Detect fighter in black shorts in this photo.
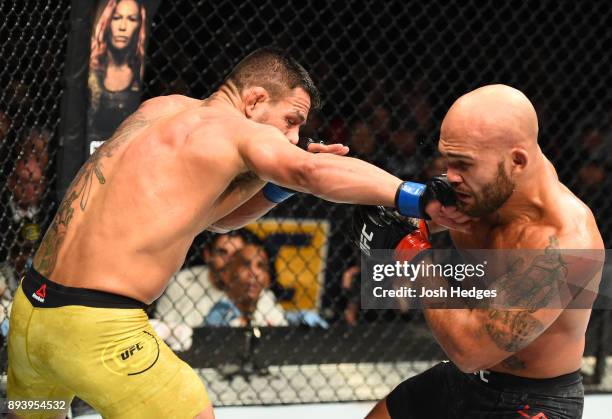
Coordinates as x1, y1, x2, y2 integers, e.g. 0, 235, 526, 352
364, 85, 603, 419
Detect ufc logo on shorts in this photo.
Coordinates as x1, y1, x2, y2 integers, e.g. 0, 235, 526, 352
120, 342, 144, 361
360, 224, 373, 256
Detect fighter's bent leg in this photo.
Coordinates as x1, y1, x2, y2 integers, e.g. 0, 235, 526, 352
367, 362, 455, 419
12, 269, 212, 418
7, 284, 74, 419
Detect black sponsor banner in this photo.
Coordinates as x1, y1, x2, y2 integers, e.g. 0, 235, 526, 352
86, 0, 159, 154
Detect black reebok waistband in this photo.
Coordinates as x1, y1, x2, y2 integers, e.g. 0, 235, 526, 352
22, 267, 148, 309
472, 367, 582, 391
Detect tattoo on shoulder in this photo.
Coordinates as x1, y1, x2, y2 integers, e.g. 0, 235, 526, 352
34, 111, 149, 276
482, 236, 567, 353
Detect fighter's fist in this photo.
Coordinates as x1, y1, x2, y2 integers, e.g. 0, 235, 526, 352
395, 175, 457, 219
355, 206, 429, 257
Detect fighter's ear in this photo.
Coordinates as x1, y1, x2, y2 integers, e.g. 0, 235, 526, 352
243, 87, 270, 118
510, 148, 528, 172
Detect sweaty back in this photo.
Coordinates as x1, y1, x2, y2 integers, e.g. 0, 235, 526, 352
34, 96, 255, 302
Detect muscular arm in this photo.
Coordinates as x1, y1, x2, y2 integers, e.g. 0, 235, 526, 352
207, 188, 271, 233
208, 142, 349, 233
240, 125, 402, 206
422, 235, 601, 372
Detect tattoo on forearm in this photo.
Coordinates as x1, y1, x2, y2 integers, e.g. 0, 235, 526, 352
34, 111, 148, 276
482, 236, 566, 353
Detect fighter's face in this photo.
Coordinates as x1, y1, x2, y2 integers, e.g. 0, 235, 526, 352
110, 0, 141, 51
439, 139, 515, 217
254, 87, 311, 144
225, 245, 271, 308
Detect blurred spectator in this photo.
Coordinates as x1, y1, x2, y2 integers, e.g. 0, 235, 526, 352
0, 109, 12, 171
325, 116, 350, 144
369, 106, 391, 139
602, 107, 612, 160
385, 128, 421, 179
348, 120, 387, 167
300, 110, 324, 139
3, 130, 50, 272
18, 127, 51, 167
349, 121, 375, 157
390, 80, 435, 134
341, 265, 360, 326
580, 126, 608, 162
206, 242, 286, 327
0, 130, 51, 339
0, 109, 9, 139
421, 153, 446, 181
571, 159, 612, 245
152, 229, 286, 349
3, 80, 31, 116
405, 80, 435, 135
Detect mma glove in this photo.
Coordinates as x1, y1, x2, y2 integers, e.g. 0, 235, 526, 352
395, 175, 457, 219
356, 205, 431, 261
262, 137, 324, 203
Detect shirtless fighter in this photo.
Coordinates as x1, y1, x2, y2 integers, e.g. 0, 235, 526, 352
7, 48, 466, 418
364, 85, 604, 419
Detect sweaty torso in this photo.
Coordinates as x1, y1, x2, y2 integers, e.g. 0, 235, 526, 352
34, 95, 265, 303
451, 173, 603, 378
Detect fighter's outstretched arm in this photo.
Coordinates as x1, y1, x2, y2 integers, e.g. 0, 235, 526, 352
208, 142, 348, 233
240, 125, 403, 206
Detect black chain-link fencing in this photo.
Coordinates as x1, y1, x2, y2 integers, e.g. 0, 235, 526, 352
2, 0, 612, 408
0, 0, 70, 370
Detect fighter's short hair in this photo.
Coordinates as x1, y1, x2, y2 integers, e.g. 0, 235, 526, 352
225, 47, 321, 109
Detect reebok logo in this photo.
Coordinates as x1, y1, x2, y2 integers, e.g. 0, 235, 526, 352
32, 283, 46, 303
517, 405, 548, 419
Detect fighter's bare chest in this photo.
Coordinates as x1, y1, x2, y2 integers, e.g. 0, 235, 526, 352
451, 224, 511, 249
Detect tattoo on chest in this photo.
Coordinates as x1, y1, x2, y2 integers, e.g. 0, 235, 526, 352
483, 236, 567, 354
33, 111, 148, 276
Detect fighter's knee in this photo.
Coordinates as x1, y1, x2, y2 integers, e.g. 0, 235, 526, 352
194, 403, 214, 419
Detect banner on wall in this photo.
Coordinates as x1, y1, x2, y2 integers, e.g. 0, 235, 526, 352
246, 218, 330, 311
87, 0, 159, 154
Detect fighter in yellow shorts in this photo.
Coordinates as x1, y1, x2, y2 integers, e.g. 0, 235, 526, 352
7, 47, 470, 418
9, 268, 208, 418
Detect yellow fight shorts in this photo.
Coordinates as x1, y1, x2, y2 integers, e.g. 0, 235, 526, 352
7, 268, 210, 418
